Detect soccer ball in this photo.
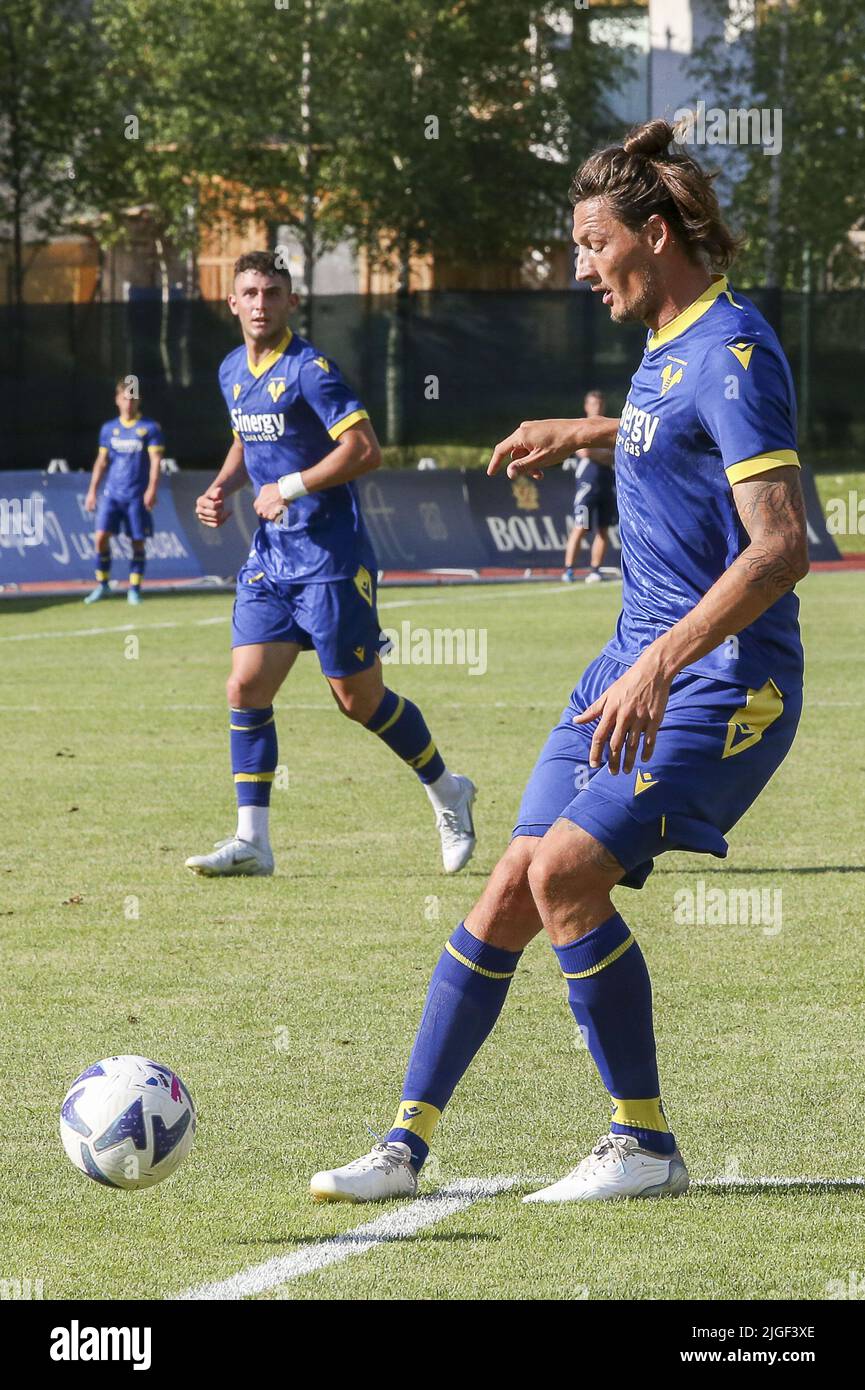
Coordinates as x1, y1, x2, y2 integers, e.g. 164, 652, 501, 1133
60, 1055, 196, 1190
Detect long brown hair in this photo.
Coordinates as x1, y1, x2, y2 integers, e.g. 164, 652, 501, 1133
570, 118, 743, 271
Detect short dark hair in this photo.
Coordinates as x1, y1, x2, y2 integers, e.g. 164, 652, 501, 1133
584, 388, 604, 400
233, 250, 293, 291
570, 118, 743, 271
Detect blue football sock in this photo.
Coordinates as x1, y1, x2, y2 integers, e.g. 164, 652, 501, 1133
553, 912, 675, 1155
230, 706, 278, 807
95, 549, 111, 583
365, 688, 445, 784
129, 551, 145, 587
387, 923, 522, 1170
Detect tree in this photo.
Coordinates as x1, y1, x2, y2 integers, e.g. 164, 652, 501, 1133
0, 1, 100, 304
690, 0, 865, 289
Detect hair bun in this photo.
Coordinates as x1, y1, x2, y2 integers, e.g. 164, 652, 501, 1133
623, 119, 675, 160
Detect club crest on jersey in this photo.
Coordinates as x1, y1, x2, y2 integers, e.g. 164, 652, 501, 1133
619, 400, 660, 457
313, 355, 330, 373
726, 340, 755, 370
266, 379, 286, 402
511, 476, 540, 510
660, 356, 686, 395
233, 383, 242, 400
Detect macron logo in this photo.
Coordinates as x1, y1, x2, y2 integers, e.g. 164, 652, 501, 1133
50, 1321, 152, 1371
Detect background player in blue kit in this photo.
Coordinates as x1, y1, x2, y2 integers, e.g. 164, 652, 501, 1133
310, 119, 811, 1206
185, 252, 476, 879
562, 388, 617, 584
84, 379, 164, 605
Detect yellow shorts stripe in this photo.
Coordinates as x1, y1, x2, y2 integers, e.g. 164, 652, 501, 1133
229, 714, 275, 732
561, 932, 635, 979
233, 772, 275, 783
409, 739, 438, 771
609, 1095, 670, 1133
444, 940, 517, 980
725, 449, 800, 485
373, 695, 405, 736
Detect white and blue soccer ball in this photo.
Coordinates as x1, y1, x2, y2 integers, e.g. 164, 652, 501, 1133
60, 1055, 196, 1190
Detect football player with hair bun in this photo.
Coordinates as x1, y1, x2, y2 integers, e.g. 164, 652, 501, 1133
311, 119, 808, 1206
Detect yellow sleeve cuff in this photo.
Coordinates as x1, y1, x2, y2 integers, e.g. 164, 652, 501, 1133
725, 449, 800, 485
328, 408, 369, 441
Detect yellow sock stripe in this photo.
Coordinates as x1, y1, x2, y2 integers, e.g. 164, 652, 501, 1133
560, 932, 635, 979
409, 739, 437, 770
95, 571, 110, 581
230, 714, 275, 731
445, 940, 517, 980
391, 1100, 442, 1146
233, 772, 275, 783
610, 1095, 670, 1133
373, 695, 405, 736
129, 573, 142, 585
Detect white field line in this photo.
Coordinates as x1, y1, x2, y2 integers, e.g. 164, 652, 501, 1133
0, 583, 581, 644
175, 1176, 524, 1301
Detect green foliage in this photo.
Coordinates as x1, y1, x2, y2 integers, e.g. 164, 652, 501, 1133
691, 0, 865, 288
0, 1, 101, 299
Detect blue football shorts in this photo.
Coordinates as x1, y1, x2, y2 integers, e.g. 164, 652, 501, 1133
514, 652, 802, 889
572, 463, 617, 530
95, 496, 152, 541
231, 559, 386, 678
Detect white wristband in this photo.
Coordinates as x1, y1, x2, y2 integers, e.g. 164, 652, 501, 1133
277, 471, 309, 503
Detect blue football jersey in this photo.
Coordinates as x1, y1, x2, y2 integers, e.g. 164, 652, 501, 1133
98, 416, 163, 501
605, 275, 804, 689
219, 328, 376, 583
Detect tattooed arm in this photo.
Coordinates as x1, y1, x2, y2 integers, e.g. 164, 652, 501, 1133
573, 466, 809, 773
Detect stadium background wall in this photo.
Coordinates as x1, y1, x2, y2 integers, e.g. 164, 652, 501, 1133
1, 289, 862, 471
0, 464, 840, 591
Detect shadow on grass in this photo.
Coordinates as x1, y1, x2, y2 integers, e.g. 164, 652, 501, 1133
231, 1231, 501, 1248
653, 865, 865, 876
694, 1178, 865, 1195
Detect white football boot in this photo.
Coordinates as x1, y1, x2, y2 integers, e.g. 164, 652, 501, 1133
309, 1141, 418, 1203
184, 836, 274, 877
523, 1132, 689, 1204
436, 775, 477, 874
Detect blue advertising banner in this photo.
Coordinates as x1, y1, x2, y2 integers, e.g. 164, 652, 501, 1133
0, 462, 840, 590
356, 470, 488, 571
464, 468, 621, 568
0, 471, 202, 587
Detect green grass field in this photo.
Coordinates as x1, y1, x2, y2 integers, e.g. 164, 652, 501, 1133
2, 573, 864, 1301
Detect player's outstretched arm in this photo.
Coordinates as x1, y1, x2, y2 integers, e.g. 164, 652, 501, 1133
254, 421, 381, 522
487, 417, 620, 479
195, 437, 249, 527
85, 448, 109, 512
574, 466, 809, 774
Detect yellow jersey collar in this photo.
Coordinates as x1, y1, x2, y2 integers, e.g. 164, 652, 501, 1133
119, 414, 141, 427
247, 328, 292, 379
647, 275, 729, 351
